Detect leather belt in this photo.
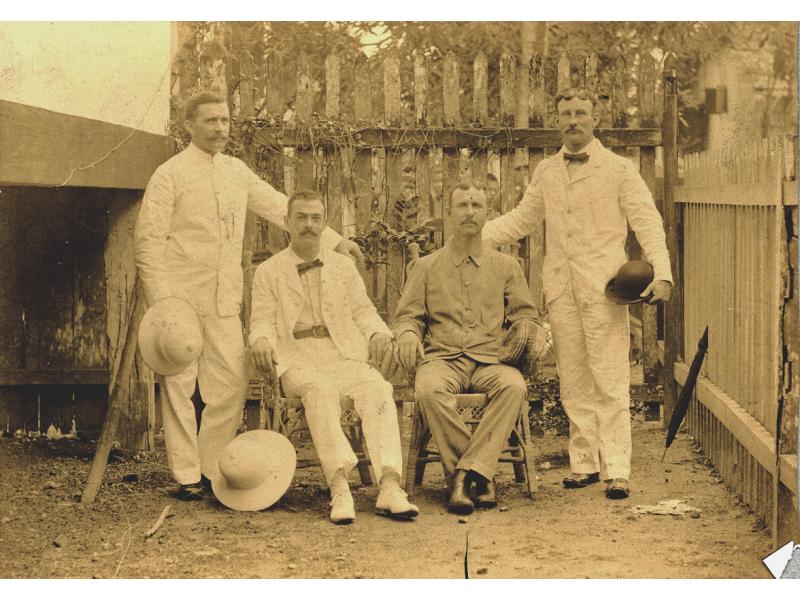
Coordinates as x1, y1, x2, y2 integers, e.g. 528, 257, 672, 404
293, 325, 330, 339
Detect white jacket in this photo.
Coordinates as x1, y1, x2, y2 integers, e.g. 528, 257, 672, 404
134, 143, 342, 317
482, 138, 672, 306
249, 246, 392, 377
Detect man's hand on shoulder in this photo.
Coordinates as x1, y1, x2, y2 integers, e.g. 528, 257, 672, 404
334, 238, 364, 264
641, 279, 672, 304
250, 337, 278, 382
369, 333, 398, 379
396, 331, 424, 375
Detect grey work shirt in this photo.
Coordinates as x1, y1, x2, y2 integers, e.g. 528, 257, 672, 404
392, 243, 540, 364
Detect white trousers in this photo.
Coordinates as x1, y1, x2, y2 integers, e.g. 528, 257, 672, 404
548, 283, 632, 480
159, 313, 247, 484
280, 337, 402, 486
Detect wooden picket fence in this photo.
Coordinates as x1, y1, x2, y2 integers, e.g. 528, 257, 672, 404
170, 42, 673, 383
675, 135, 798, 543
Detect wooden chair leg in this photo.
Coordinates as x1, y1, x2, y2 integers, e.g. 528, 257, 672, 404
404, 411, 422, 497
520, 410, 538, 497
414, 425, 431, 485
349, 421, 373, 487
510, 424, 527, 484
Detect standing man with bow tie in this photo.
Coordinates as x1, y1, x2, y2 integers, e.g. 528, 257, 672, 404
481, 88, 673, 500
249, 190, 418, 525
134, 91, 363, 501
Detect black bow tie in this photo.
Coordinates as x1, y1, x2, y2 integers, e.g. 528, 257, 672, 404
564, 152, 589, 164
296, 259, 323, 274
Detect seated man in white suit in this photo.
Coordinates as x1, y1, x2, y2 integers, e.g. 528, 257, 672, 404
248, 189, 419, 525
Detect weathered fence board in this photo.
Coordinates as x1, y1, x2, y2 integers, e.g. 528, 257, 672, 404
676, 135, 798, 545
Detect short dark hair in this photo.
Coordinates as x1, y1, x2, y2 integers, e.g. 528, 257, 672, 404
183, 91, 227, 122
555, 87, 599, 109
287, 189, 326, 217
448, 179, 488, 208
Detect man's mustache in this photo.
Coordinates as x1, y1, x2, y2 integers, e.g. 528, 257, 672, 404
301, 228, 318, 235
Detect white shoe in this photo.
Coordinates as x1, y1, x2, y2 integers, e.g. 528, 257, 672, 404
330, 489, 355, 525
376, 483, 419, 520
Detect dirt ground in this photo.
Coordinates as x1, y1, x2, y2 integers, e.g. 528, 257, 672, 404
0, 406, 774, 580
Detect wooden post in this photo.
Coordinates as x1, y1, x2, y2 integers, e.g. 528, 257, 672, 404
639, 55, 660, 385
384, 55, 405, 321
295, 52, 314, 190
82, 282, 146, 504
473, 52, 488, 126
662, 56, 681, 428
240, 49, 260, 268
441, 52, 460, 242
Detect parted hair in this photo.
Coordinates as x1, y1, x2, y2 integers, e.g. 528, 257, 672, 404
447, 179, 488, 208
183, 91, 227, 122
287, 189, 326, 217
555, 87, 599, 109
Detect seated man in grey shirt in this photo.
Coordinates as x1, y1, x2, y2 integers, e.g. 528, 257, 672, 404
392, 179, 546, 515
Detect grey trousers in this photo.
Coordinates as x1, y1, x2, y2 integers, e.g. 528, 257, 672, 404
414, 356, 527, 481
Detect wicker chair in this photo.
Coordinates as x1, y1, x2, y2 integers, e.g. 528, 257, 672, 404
404, 392, 537, 500
400, 244, 538, 500
245, 378, 403, 486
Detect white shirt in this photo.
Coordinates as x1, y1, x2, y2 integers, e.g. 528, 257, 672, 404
288, 249, 325, 331
134, 143, 342, 317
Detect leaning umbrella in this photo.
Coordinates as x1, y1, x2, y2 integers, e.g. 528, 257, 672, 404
662, 326, 709, 461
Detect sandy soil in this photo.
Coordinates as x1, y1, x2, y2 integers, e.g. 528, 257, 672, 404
0, 409, 773, 579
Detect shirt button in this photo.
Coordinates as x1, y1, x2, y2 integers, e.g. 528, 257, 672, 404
465, 306, 471, 311
465, 282, 471, 287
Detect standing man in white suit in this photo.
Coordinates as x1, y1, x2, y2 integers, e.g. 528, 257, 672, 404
249, 190, 418, 525
482, 88, 673, 499
134, 91, 362, 500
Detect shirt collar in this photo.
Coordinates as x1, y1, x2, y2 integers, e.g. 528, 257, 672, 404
445, 243, 483, 267
288, 247, 323, 265
185, 142, 222, 164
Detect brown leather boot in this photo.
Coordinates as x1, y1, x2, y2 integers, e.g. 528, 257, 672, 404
448, 469, 474, 515
474, 476, 497, 508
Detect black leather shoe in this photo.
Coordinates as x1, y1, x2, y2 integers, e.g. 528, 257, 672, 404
174, 482, 205, 501
562, 472, 600, 489
448, 469, 474, 515
473, 477, 497, 509
605, 478, 630, 499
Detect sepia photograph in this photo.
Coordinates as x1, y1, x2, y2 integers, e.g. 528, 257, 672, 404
0, 9, 798, 582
